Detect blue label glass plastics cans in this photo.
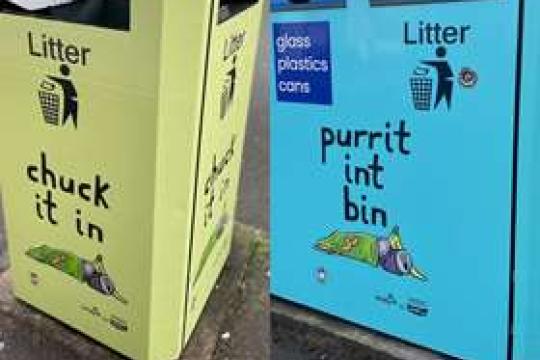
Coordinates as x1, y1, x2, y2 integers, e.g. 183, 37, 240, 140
273, 21, 333, 105
270, 1, 540, 360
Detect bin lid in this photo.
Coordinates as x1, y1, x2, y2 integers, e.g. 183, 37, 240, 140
5, 0, 75, 11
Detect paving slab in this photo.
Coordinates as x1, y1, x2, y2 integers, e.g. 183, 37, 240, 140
272, 299, 451, 360
0, 223, 269, 360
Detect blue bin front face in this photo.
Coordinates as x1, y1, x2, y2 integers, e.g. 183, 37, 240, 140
270, 1, 522, 359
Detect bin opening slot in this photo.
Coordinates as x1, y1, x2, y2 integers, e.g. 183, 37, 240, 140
271, 0, 347, 12
0, 0, 130, 31
369, 0, 488, 6
219, 0, 259, 23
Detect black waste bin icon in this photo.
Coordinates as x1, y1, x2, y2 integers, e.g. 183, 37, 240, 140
220, 78, 231, 119
38, 80, 61, 125
410, 67, 433, 111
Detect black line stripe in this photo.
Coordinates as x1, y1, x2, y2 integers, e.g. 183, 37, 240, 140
508, 0, 525, 359
181, 0, 217, 346
272, 2, 346, 12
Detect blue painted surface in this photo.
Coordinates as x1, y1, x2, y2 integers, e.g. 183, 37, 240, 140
514, 2, 540, 359
269, 1, 540, 359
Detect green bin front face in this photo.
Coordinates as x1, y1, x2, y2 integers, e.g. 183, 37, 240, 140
0, 1, 264, 359
0, 2, 162, 358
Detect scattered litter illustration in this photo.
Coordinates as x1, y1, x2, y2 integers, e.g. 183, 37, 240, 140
26, 245, 128, 304
315, 226, 427, 281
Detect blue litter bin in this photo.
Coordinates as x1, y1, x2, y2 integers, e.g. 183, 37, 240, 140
270, 1, 540, 360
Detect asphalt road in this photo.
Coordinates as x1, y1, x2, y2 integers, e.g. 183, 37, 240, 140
236, 32, 269, 232
0, 198, 6, 272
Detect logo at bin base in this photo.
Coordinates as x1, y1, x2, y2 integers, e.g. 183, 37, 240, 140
38, 64, 79, 129
409, 46, 478, 112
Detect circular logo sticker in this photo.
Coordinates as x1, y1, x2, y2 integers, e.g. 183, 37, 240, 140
316, 267, 328, 283
459, 68, 478, 88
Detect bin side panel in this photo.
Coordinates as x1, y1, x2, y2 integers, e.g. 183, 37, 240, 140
146, 1, 216, 359
514, 1, 540, 359
182, 1, 265, 343
270, 2, 519, 360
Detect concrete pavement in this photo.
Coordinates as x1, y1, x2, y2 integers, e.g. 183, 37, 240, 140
271, 299, 452, 360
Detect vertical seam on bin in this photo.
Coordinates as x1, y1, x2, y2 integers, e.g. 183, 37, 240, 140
508, 1, 525, 359
181, 0, 217, 346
